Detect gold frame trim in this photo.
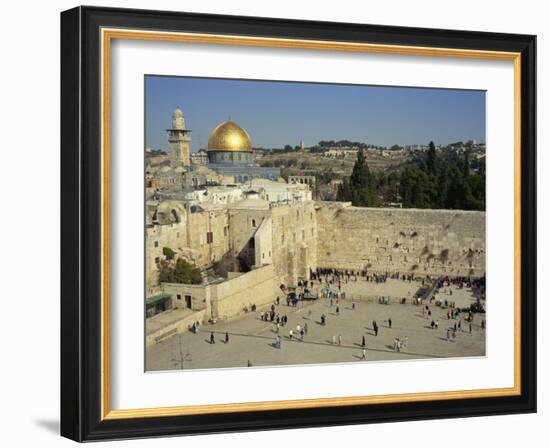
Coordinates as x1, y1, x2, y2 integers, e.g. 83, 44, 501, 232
100, 28, 522, 421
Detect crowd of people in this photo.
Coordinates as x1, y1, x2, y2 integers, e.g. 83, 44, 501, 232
191, 269, 486, 364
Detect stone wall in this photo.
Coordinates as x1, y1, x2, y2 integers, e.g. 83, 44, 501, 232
146, 220, 188, 293
315, 202, 485, 277
146, 204, 230, 291
146, 309, 206, 347
211, 265, 278, 320
186, 207, 230, 266
162, 283, 210, 313
159, 265, 278, 322
271, 202, 317, 285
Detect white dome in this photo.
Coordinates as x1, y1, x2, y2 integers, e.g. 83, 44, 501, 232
172, 107, 186, 130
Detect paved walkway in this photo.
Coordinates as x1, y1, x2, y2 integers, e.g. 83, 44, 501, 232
146, 280, 485, 371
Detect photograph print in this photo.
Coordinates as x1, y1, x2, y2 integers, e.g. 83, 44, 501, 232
144, 76, 486, 371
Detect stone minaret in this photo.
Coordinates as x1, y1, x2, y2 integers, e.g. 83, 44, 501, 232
167, 107, 191, 167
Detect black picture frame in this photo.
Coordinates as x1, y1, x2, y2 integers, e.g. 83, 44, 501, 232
61, 5, 536, 442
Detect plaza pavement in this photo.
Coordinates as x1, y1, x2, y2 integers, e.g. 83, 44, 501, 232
146, 279, 486, 371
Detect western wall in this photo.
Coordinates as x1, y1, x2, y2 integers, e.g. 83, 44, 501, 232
315, 202, 485, 277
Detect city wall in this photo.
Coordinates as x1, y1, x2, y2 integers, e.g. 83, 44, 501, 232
315, 202, 485, 277
210, 264, 278, 320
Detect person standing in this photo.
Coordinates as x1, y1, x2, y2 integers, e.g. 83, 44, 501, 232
361, 348, 366, 360
332, 335, 336, 345
338, 334, 343, 345
225, 332, 229, 344
210, 332, 215, 344
289, 329, 293, 340
388, 317, 392, 329
304, 322, 308, 335
469, 322, 472, 334
361, 335, 366, 347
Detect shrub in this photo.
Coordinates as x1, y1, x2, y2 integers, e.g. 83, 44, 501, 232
159, 259, 202, 285
163, 247, 176, 260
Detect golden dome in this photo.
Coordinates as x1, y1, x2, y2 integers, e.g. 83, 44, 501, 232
207, 120, 253, 152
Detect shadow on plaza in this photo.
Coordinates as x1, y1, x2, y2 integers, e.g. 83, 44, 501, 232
200, 329, 446, 359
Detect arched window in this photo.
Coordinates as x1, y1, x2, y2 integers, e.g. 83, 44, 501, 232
252, 219, 256, 227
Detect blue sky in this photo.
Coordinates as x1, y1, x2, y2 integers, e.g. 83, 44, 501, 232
145, 76, 485, 152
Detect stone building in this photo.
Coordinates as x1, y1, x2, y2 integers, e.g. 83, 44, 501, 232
190, 149, 208, 166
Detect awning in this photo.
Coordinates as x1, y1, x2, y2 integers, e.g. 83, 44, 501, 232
146, 293, 172, 306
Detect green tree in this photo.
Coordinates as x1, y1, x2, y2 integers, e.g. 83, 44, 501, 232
162, 247, 176, 260
348, 150, 378, 206
159, 259, 202, 285
426, 141, 437, 175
